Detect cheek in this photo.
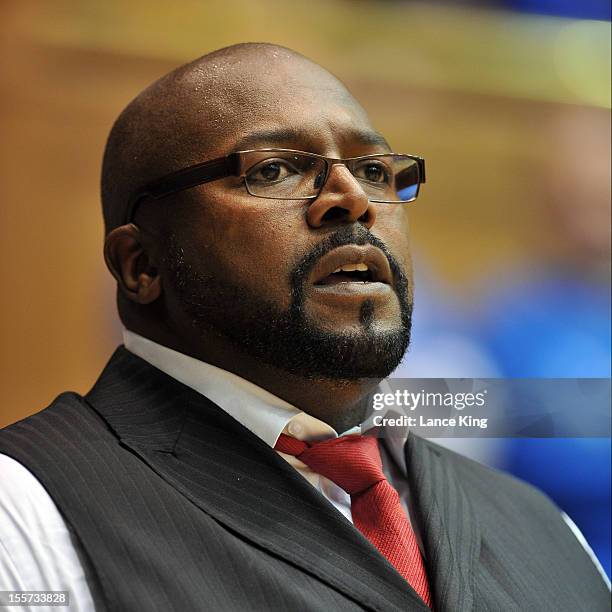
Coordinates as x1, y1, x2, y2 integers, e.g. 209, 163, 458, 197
375, 206, 413, 274
185, 196, 305, 309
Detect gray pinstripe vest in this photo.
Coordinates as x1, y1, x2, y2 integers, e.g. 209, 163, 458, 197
0, 348, 609, 611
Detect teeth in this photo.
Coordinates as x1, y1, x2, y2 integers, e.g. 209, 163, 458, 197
332, 263, 369, 273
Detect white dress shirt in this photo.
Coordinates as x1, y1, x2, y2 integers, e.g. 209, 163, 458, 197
0, 330, 608, 611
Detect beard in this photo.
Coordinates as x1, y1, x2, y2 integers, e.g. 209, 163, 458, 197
164, 224, 412, 381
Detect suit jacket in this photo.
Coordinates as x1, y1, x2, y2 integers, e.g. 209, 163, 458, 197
0, 347, 608, 611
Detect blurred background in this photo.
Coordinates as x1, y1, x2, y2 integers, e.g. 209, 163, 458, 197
1, 0, 610, 577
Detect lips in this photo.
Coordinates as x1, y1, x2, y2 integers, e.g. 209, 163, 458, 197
310, 244, 393, 287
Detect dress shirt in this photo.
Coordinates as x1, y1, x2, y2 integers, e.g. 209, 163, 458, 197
0, 331, 608, 612
119, 330, 416, 528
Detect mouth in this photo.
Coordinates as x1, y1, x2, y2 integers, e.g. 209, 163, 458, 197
310, 244, 393, 289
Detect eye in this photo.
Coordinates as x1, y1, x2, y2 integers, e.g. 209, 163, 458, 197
354, 161, 390, 184
247, 159, 297, 183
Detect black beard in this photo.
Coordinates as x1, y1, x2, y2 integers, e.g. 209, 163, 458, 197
165, 224, 412, 381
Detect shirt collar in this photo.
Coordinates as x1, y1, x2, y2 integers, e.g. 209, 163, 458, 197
122, 330, 408, 470
122, 329, 337, 447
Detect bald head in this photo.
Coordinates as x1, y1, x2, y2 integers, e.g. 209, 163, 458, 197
101, 43, 365, 233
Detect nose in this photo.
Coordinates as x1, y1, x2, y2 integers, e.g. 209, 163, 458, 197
306, 163, 377, 229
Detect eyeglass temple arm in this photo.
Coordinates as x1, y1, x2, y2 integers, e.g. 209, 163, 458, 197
416, 157, 426, 183
125, 153, 240, 224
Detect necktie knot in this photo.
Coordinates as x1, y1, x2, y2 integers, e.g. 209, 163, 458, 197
275, 433, 385, 496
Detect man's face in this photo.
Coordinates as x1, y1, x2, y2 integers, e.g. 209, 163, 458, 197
157, 57, 414, 380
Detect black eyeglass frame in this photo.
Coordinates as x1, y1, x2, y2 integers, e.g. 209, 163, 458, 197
125, 148, 426, 224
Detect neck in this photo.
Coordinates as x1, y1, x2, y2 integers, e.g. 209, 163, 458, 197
128, 320, 379, 433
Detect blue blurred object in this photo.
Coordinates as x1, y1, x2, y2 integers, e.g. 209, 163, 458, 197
479, 271, 611, 578
397, 257, 501, 378
504, 0, 611, 21
481, 275, 611, 378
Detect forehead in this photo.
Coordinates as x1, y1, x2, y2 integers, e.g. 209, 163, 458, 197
229, 103, 385, 155
181, 58, 384, 158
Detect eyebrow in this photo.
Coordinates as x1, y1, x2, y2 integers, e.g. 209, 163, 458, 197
231, 127, 391, 152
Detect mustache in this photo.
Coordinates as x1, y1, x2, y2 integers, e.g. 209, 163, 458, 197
289, 224, 406, 293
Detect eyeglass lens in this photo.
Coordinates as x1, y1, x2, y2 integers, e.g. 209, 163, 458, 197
243, 152, 420, 202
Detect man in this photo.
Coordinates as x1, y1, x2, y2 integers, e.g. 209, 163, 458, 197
0, 43, 609, 611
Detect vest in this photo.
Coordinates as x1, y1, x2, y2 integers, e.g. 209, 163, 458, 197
0, 348, 609, 611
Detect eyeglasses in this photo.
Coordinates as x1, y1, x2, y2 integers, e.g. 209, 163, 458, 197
125, 148, 426, 224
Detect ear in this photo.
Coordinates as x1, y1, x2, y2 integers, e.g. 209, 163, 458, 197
104, 224, 162, 304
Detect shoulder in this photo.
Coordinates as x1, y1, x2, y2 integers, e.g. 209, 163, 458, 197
0, 391, 107, 453
0, 391, 122, 510
1, 391, 91, 432
0, 393, 96, 554
419, 437, 603, 562
422, 437, 562, 515
420, 438, 611, 593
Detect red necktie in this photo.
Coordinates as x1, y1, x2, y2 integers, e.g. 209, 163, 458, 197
275, 433, 432, 608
